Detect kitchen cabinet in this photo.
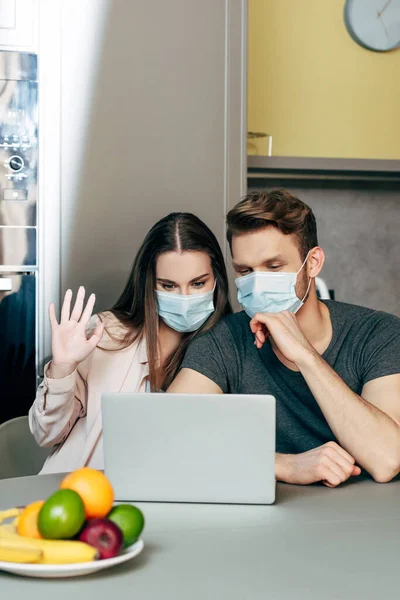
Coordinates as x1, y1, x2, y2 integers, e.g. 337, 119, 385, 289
0, 0, 37, 51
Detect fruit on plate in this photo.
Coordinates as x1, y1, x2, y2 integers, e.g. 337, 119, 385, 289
60, 468, 114, 519
108, 504, 145, 547
38, 489, 85, 539
0, 539, 43, 564
17, 500, 44, 539
79, 518, 123, 559
0, 510, 98, 564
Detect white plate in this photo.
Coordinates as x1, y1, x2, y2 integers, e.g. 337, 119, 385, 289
0, 538, 144, 578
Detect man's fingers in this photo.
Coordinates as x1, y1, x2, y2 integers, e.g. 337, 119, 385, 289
321, 465, 342, 488
250, 313, 271, 331
326, 442, 355, 464
323, 465, 360, 487
70, 286, 85, 322
60, 289, 72, 324
250, 319, 261, 334
322, 457, 349, 484
323, 479, 338, 488
326, 449, 356, 477
327, 445, 361, 477
256, 329, 266, 344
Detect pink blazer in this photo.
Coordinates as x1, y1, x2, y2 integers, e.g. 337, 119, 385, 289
29, 314, 149, 474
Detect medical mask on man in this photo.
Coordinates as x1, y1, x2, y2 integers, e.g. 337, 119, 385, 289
156, 286, 215, 333
235, 253, 311, 319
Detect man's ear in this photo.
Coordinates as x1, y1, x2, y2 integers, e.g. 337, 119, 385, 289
307, 247, 325, 278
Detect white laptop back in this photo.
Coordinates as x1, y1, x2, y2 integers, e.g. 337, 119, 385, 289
101, 393, 275, 505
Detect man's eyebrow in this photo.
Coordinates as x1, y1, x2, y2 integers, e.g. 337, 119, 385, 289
262, 254, 286, 264
232, 255, 286, 269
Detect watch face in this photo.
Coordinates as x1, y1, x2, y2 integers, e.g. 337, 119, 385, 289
344, 0, 400, 51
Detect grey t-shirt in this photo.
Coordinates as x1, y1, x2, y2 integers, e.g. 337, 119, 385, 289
180, 300, 400, 454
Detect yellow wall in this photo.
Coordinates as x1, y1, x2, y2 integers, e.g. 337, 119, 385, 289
248, 0, 400, 159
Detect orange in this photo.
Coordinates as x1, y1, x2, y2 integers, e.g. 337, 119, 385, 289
17, 500, 45, 539
60, 468, 114, 519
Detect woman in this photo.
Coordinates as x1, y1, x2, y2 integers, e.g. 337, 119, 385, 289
29, 213, 231, 474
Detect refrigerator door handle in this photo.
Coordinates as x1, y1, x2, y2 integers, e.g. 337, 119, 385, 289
0, 278, 12, 291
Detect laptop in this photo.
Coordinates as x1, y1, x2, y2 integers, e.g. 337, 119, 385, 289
101, 393, 276, 505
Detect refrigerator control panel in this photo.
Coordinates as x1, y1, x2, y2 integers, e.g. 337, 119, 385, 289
0, 51, 38, 230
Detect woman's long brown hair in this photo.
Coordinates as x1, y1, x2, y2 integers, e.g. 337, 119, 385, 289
106, 213, 231, 390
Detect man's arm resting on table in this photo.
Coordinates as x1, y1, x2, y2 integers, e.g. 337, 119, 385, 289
250, 311, 400, 484
169, 368, 361, 489
298, 352, 400, 483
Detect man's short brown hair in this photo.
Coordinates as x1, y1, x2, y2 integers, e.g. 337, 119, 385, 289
226, 189, 318, 260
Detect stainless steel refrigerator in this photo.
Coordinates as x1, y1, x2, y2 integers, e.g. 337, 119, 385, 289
0, 51, 38, 423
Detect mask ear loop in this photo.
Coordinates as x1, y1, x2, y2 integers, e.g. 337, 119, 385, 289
296, 250, 311, 275
301, 276, 312, 303
298, 251, 312, 303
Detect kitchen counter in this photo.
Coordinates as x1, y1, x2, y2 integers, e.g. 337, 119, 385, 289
1, 474, 399, 599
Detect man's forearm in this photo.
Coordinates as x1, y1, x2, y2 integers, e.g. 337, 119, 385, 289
275, 453, 291, 482
297, 351, 400, 481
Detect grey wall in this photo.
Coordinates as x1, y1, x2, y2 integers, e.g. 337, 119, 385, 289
248, 182, 400, 317
60, 0, 247, 312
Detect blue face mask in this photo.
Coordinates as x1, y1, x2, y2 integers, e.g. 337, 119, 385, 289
235, 254, 311, 319
156, 287, 215, 333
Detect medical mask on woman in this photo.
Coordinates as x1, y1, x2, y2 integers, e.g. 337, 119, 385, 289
235, 254, 311, 319
156, 287, 215, 333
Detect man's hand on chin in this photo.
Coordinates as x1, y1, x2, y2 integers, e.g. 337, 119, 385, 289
250, 310, 315, 367
276, 442, 362, 488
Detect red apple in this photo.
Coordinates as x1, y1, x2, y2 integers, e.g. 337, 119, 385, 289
79, 518, 124, 560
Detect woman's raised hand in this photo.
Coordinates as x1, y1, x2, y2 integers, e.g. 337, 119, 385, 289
48, 287, 104, 378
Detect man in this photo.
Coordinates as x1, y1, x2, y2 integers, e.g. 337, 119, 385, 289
169, 190, 400, 487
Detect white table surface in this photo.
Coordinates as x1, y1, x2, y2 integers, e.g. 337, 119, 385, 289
0, 473, 399, 599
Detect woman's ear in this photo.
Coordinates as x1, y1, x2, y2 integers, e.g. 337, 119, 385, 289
307, 247, 325, 278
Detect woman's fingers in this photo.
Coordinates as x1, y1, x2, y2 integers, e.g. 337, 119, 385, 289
70, 286, 85, 322
60, 289, 73, 324
48, 302, 58, 328
80, 293, 96, 326
88, 322, 105, 349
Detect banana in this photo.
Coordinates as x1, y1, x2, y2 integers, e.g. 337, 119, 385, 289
0, 508, 98, 565
0, 509, 22, 521
0, 539, 43, 564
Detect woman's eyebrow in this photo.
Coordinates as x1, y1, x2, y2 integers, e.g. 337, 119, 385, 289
157, 278, 176, 284
189, 272, 211, 283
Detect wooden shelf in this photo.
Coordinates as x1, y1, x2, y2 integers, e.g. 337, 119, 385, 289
248, 156, 400, 182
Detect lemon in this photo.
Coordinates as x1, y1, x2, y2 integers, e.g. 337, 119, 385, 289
38, 489, 85, 540
107, 504, 144, 547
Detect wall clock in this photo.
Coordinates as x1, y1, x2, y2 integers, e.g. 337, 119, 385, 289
344, 0, 400, 51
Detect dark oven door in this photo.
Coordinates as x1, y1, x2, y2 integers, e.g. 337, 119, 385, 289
0, 272, 36, 423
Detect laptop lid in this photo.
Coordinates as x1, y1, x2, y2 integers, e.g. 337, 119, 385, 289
102, 393, 275, 505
